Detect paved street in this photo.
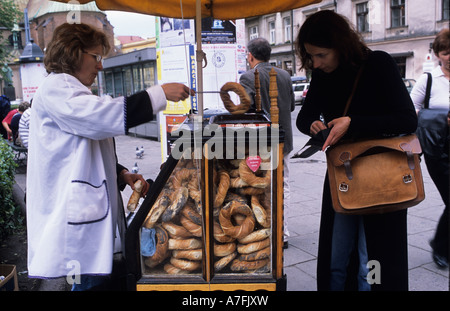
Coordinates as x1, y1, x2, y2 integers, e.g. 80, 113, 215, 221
13, 105, 449, 291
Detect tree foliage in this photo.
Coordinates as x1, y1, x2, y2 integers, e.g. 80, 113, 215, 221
0, 0, 23, 80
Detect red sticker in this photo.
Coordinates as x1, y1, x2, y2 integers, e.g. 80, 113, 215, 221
246, 156, 262, 172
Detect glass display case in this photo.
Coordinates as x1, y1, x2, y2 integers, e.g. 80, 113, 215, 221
125, 69, 286, 291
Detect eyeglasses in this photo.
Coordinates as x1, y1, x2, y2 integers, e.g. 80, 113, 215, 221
83, 51, 103, 63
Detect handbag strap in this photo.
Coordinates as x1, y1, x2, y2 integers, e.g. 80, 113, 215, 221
342, 65, 365, 117
424, 72, 432, 109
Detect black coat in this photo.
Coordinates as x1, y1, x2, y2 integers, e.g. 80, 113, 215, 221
297, 51, 417, 291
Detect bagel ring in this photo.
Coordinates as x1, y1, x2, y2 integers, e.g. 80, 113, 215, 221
168, 238, 202, 250
180, 215, 202, 237
161, 221, 192, 239
219, 201, 255, 239
213, 220, 235, 243
238, 246, 270, 261
214, 252, 237, 272
237, 237, 270, 254
220, 82, 251, 115
230, 258, 269, 272
214, 242, 236, 257
170, 257, 201, 271
239, 159, 270, 189
214, 170, 230, 208
143, 225, 170, 268
172, 248, 203, 261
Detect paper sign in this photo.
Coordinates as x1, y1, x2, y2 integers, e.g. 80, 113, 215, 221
246, 156, 262, 172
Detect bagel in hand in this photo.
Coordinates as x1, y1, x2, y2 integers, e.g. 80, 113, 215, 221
220, 82, 251, 115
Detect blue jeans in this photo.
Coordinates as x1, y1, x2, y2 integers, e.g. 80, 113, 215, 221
329, 213, 371, 291
71, 274, 110, 291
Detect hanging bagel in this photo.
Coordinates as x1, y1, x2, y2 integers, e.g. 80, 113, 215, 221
251, 195, 271, 228
220, 82, 251, 115
126, 180, 143, 212
219, 201, 255, 239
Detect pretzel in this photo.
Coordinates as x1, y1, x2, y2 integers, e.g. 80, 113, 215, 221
220, 82, 251, 115
164, 263, 190, 275
230, 177, 249, 188
181, 203, 202, 225
251, 195, 271, 228
214, 252, 237, 272
161, 186, 189, 222
143, 193, 171, 229
172, 249, 203, 261
143, 226, 170, 268
170, 257, 201, 271
168, 238, 202, 250
213, 220, 235, 243
238, 228, 271, 244
219, 201, 255, 239
230, 258, 270, 272
214, 170, 230, 208
161, 221, 193, 239
127, 180, 143, 212
238, 246, 270, 261
214, 242, 236, 257
180, 215, 202, 237
237, 238, 270, 254
239, 159, 270, 189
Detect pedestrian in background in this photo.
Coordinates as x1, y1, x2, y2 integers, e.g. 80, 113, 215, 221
26, 22, 194, 291
295, 10, 417, 291
18, 99, 32, 148
240, 37, 295, 248
410, 28, 449, 269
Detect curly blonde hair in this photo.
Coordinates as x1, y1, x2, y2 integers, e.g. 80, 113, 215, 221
44, 23, 110, 75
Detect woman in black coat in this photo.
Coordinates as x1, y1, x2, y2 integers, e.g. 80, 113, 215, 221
295, 11, 417, 291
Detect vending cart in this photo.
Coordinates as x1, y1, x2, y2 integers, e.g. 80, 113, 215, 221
125, 69, 286, 291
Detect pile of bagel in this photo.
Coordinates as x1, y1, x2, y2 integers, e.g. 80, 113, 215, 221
141, 156, 272, 275
143, 159, 204, 274
212, 157, 272, 274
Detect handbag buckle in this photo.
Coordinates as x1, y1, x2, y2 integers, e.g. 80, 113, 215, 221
403, 174, 413, 184
339, 182, 349, 192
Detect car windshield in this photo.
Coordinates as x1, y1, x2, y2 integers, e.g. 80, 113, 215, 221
294, 85, 305, 91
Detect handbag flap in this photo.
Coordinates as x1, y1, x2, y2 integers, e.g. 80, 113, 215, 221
326, 134, 422, 167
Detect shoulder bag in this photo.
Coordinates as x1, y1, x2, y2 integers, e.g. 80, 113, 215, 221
326, 67, 425, 215
415, 72, 449, 159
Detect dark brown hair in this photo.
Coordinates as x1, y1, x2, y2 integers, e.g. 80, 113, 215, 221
432, 28, 450, 55
295, 10, 370, 71
44, 23, 110, 75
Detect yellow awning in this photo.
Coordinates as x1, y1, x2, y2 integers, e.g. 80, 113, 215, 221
54, 0, 321, 19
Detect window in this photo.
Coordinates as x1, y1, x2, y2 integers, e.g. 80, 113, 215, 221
443, 0, 450, 20
391, 0, 406, 28
249, 26, 258, 40
283, 16, 291, 43
356, 2, 369, 32
269, 21, 275, 44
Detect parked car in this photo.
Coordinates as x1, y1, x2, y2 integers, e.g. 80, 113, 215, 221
403, 78, 416, 93
293, 82, 310, 105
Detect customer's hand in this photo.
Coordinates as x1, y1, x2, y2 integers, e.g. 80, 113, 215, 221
322, 116, 351, 151
310, 120, 328, 135
161, 83, 195, 102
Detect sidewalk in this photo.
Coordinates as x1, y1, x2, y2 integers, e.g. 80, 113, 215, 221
12, 131, 449, 291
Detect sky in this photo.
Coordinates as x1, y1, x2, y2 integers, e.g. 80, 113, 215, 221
105, 11, 156, 38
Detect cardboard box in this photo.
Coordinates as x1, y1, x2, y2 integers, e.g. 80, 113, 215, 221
0, 264, 19, 291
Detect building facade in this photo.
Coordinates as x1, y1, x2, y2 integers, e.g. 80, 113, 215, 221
245, 0, 449, 80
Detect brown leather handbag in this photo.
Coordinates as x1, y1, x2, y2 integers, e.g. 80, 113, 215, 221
326, 134, 425, 214
326, 65, 425, 214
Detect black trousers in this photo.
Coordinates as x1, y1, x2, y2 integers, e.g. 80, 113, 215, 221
424, 154, 449, 260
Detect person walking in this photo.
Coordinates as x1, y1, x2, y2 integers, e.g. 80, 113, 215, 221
240, 37, 295, 248
26, 23, 194, 291
410, 28, 449, 269
295, 10, 417, 291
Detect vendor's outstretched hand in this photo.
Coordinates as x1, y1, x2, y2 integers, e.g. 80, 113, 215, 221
162, 83, 195, 102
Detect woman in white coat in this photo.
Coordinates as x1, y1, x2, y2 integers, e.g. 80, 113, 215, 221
26, 23, 194, 290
